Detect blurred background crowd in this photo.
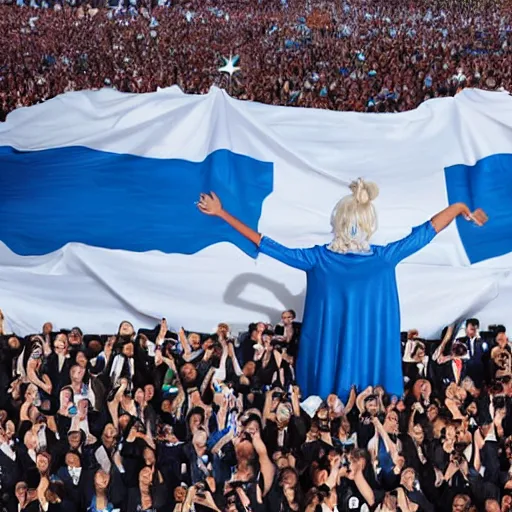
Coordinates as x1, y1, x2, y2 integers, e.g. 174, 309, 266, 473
0, 0, 511, 120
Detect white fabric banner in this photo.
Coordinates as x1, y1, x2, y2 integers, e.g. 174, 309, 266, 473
0, 86, 511, 337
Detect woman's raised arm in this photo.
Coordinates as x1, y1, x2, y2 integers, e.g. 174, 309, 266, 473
198, 192, 317, 271
197, 192, 261, 246
431, 202, 487, 233
381, 203, 488, 265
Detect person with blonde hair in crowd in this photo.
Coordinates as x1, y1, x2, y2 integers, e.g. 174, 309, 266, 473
197, 180, 487, 398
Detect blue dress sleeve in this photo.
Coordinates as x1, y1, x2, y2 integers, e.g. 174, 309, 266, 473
259, 236, 317, 271
380, 220, 437, 265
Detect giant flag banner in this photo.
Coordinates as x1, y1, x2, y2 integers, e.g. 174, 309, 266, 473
0, 86, 511, 337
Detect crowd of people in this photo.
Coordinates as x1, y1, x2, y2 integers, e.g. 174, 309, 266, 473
0, 308, 510, 512
0, 0, 511, 120
2, 0, 512, 510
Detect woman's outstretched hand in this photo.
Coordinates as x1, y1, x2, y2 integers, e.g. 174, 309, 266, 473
432, 203, 488, 233
461, 206, 488, 227
196, 191, 262, 246
197, 192, 223, 216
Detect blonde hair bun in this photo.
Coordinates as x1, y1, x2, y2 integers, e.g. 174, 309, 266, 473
349, 178, 379, 205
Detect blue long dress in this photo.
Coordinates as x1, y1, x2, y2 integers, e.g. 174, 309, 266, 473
259, 220, 437, 399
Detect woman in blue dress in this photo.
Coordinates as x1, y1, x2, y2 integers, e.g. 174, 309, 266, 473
197, 179, 487, 399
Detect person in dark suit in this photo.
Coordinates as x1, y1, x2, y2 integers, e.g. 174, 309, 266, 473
55, 452, 86, 510
433, 341, 469, 388
456, 319, 489, 388
239, 325, 261, 367
18, 429, 39, 483
262, 387, 307, 456
45, 333, 72, 396
400, 467, 435, 512
403, 341, 431, 388
0, 424, 22, 512
156, 424, 190, 510
44, 480, 79, 512
125, 466, 167, 512
14, 481, 40, 512
274, 309, 302, 361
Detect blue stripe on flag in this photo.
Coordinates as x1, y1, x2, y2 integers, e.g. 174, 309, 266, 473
445, 153, 512, 264
0, 146, 273, 257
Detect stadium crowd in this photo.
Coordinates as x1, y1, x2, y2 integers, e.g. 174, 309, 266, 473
0, 308, 510, 512
2, 0, 512, 510
0, 0, 511, 120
